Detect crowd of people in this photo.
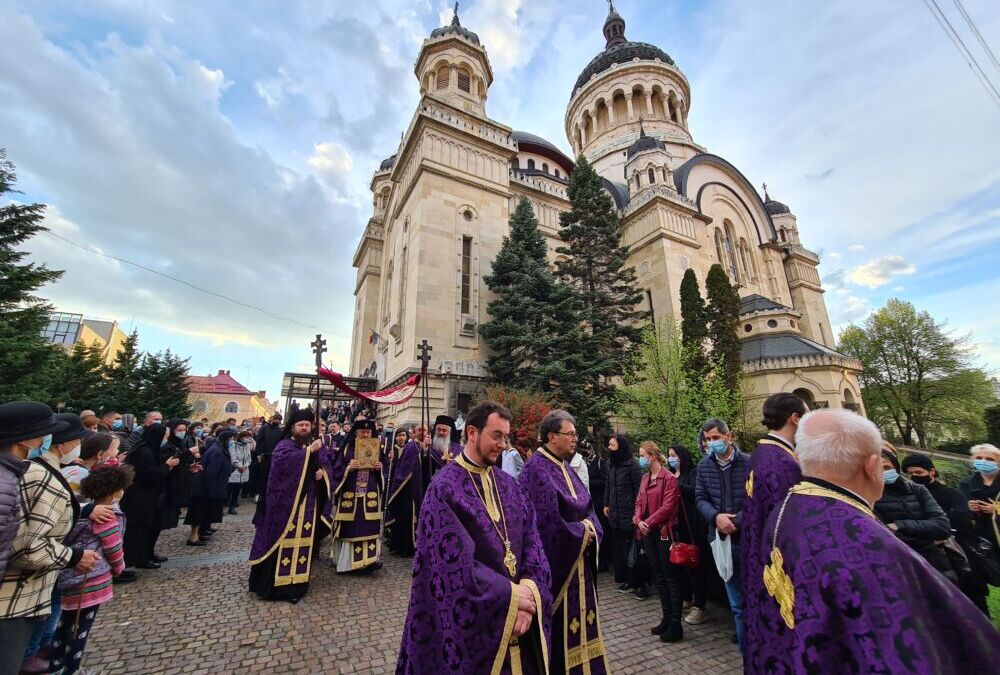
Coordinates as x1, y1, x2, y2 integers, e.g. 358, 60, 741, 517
2, 390, 998, 674
0, 403, 278, 674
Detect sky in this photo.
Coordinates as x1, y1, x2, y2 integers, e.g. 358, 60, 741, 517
2, 0, 999, 406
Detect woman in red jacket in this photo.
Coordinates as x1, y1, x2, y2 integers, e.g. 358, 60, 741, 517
634, 440, 683, 642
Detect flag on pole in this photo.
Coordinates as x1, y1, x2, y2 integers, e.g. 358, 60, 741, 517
369, 329, 382, 345
317, 367, 420, 405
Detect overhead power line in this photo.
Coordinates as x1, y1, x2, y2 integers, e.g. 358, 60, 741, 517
952, 0, 1000, 75
41, 229, 328, 333
923, 0, 1000, 109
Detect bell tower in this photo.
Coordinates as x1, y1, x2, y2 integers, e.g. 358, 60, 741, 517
414, 3, 493, 118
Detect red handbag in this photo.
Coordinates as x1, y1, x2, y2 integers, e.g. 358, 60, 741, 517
669, 497, 701, 569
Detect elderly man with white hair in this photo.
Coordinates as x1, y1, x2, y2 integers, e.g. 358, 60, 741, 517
746, 409, 995, 674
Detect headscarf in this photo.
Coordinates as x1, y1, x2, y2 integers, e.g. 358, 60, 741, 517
166, 418, 189, 449
900, 453, 935, 472
669, 444, 694, 473
141, 423, 168, 450
609, 433, 634, 465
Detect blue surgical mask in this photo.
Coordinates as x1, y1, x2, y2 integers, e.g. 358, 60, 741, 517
706, 439, 728, 455
667, 457, 679, 469
111, 419, 123, 431
194, 429, 205, 437
228, 440, 236, 450
28, 434, 52, 460
883, 469, 899, 484
638, 456, 650, 470
972, 459, 999, 475
175, 431, 187, 440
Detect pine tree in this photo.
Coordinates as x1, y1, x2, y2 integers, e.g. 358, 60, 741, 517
705, 263, 742, 390
103, 329, 143, 413
679, 268, 709, 378
554, 156, 646, 432
481, 198, 578, 391
136, 349, 192, 418
0, 149, 64, 400
45, 341, 108, 412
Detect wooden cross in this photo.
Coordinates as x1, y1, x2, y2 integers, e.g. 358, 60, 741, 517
311, 334, 327, 369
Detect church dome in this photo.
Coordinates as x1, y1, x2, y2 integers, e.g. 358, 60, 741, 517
764, 199, 791, 215
378, 153, 397, 172
430, 6, 480, 45
572, 4, 675, 95
626, 122, 665, 159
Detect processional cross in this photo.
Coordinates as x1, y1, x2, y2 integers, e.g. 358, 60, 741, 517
311, 334, 327, 429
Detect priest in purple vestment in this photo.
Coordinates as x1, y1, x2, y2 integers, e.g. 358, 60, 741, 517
248, 409, 334, 603
397, 401, 552, 675
386, 430, 423, 557
741, 393, 807, 671
330, 419, 384, 573
519, 410, 610, 675
428, 414, 464, 477
748, 409, 996, 674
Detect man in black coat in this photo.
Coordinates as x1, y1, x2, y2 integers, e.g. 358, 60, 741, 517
252, 414, 283, 514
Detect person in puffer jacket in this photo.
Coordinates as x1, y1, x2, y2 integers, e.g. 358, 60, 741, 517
0, 452, 26, 581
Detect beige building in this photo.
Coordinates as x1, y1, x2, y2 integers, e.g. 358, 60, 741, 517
42, 311, 128, 366
349, 6, 863, 423
186, 370, 277, 422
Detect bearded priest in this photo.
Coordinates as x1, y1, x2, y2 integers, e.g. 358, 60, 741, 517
248, 408, 334, 603
396, 401, 552, 674
519, 410, 609, 675
329, 419, 385, 573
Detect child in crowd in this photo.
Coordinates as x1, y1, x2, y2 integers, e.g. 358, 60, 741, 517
51, 464, 133, 674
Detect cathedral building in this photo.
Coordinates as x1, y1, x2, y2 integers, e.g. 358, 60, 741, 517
349, 5, 864, 424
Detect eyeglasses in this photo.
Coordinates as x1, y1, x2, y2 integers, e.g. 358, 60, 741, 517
554, 431, 579, 438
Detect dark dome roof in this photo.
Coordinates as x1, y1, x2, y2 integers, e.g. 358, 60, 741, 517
511, 131, 563, 156
763, 199, 791, 215
626, 125, 665, 159
574, 41, 675, 94
430, 11, 480, 45
378, 153, 397, 172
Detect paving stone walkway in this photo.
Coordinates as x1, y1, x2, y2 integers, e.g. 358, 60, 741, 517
83, 503, 743, 673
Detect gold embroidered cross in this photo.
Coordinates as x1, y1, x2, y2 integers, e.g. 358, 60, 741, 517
354, 545, 363, 554
586, 610, 595, 626
298, 555, 307, 565
303, 522, 311, 530
763, 547, 795, 629
368, 542, 377, 551
570, 617, 580, 634
281, 557, 291, 567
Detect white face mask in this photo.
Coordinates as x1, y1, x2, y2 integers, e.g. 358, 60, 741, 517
59, 443, 81, 465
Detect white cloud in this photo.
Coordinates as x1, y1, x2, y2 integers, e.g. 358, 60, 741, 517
308, 141, 354, 183
826, 251, 841, 260
848, 255, 917, 288
848, 244, 865, 253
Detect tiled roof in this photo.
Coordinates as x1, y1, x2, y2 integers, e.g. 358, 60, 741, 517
186, 370, 253, 395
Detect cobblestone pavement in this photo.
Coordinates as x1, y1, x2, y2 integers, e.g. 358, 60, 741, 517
84, 502, 743, 674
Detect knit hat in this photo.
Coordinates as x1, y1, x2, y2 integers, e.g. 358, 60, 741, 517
900, 453, 935, 472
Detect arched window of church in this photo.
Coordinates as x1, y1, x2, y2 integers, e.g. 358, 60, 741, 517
714, 228, 725, 264
542, 163, 549, 174
436, 67, 450, 90
554, 168, 561, 178
779, 230, 786, 242
724, 221, 740, 282
527, 158, 535, 170
510, 157, 519, 170
635, 173, 641, 190
397, 245, 408, 327
457, 69, 471, 93
648, 168, 656, 184
224, 401, 239, 414
738, 238, 751, 281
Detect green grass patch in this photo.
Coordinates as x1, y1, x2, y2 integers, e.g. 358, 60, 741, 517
989, 586, 1000, 629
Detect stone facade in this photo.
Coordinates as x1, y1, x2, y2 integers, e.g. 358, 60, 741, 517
349, 7, 863, 425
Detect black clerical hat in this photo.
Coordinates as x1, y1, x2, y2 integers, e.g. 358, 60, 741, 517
0, 401, 70, 446
434, 414, 455, 430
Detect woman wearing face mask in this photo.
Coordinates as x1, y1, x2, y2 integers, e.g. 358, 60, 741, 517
160, 420, 197, 541
120, 423, 180, 569
228, 430, 254, 514
60, 432, 120, 498
634, 441, 683, 642
185, 429, 235, 546
603, 434, 649, 599
667, 444, 709, 625
874, 443, 955, 580
959, 443, 1000, 606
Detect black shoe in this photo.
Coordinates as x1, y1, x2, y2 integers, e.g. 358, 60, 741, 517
650, 620, 668, 636
137, 561, 161, 569
114, 570, 138, 584
205, 527, 218, 534
198, 537, 211, 543
200, 531, 214, 538
228, 508, 238, 515
151, 554, 168, 563
616, 583, 632, 593
635, 587, 650, 600
187, 539, 207, 547
288, 597, 300, 605
660, 622, 684, 643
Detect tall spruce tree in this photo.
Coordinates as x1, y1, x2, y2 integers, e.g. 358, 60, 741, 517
679, 268, 709, 377
555, 157, 645, 432
136, 349, 192, 418
705, 263, 742, 390
103, 329, 143, 413
480, 198, 578, 391
45, 341, 108, 412
0, 149, 63, 400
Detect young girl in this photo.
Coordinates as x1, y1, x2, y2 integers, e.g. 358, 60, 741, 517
51, 464, 133, 674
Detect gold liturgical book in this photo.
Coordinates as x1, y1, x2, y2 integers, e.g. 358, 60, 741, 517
354, 437, 381, 469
